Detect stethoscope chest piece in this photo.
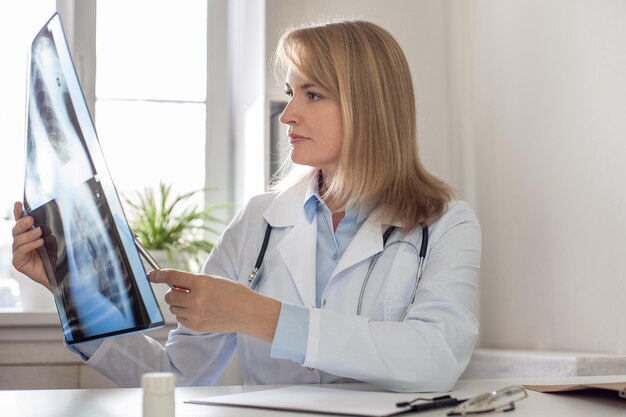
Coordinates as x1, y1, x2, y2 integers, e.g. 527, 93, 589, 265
248, 266, 263, 289
248, 224, 273, 290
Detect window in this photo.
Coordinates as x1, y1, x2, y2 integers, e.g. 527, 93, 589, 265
0, 0, 230, 310
95, 0, 208, 203
0, 1, 56, 308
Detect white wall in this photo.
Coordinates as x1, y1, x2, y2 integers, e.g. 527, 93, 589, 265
448, 0, 626, 353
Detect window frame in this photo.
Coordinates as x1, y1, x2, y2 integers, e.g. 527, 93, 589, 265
58, 0, 232, 210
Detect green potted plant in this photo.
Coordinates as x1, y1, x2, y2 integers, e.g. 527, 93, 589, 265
123, 182, 230, 270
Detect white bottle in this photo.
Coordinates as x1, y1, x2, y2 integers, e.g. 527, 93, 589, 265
142, 372, 176, 417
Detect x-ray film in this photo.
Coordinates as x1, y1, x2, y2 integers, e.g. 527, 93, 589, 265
23, 14, 164, 344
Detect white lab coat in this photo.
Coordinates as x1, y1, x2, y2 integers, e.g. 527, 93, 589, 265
80, 180, 481, 392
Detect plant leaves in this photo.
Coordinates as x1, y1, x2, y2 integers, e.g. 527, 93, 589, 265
122, 182, 233, 263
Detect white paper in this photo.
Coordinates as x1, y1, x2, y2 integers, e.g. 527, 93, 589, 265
186, 385, 418, 416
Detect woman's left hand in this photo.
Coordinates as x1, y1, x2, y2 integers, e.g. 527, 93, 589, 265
148, 269, 281, 343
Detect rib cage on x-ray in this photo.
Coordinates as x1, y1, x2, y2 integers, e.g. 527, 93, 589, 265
24, 24, 151, 340
32, 73, 71, 164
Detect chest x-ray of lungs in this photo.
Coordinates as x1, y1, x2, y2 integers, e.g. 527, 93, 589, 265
23, 13, 163, 344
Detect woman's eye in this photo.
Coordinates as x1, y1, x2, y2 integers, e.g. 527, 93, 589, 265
284, 89, 293, 98
307, 92, 322, 101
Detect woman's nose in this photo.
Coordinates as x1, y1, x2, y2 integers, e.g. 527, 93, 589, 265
279, 100, 298, 125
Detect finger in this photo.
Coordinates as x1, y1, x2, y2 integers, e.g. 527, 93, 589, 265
147, 269, 167, 284
164, 289, 193, 308
12, 227, 42, 253
13, 202, 24, 221
147, 268, 171, 283
12, 215, 35, 237
169, 304, 187, 315
175, 315, 193, 329
169, 305, 190, 321
147, 270, 190, 294
149, 269, 195, 290
12, 237, 44, 262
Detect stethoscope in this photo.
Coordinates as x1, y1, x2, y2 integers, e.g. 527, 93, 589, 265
248, 223, 429, 321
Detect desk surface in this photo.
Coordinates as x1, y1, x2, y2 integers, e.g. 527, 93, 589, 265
2, 375, 625, 417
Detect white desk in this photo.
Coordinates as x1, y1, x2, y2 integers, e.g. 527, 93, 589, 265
2, 376, 625, 417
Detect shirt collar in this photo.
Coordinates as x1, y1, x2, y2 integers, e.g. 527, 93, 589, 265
302, 171, 370, 224
303, 174, 321, 223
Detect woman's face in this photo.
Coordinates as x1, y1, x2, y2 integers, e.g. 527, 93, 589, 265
280, 66, 343, 174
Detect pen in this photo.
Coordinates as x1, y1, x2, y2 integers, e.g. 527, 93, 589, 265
397, 395, 464, 413
412, 397, 462, 412
132, 232, 189, 292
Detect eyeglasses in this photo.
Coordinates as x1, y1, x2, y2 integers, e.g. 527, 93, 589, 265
447, 385, 528, 415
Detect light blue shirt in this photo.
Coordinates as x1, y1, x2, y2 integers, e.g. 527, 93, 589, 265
270, 184, 362, 363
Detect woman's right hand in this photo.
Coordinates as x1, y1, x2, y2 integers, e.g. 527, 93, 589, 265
11, 202, 51, 291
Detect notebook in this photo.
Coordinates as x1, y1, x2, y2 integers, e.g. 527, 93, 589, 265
23, 13, 164, 344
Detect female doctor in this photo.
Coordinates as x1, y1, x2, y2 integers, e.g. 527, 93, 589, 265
11, 20, 481, 392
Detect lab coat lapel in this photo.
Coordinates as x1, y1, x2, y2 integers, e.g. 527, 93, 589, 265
332, 216, 384, 279
275, 217, 317, 307
263, 184, 317, 308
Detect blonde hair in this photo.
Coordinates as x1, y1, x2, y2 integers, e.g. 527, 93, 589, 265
273, 20, 453, 228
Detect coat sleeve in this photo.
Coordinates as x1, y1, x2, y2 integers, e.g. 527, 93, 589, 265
302, 202, 481, 392
79, 196, 269, 387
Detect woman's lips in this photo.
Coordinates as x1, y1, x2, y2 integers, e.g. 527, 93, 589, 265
288, 134, 309, 144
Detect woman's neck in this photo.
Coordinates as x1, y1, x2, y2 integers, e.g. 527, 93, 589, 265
318, 170, 339, 210
318, 169, 345, 230
331, 211, 345, 232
